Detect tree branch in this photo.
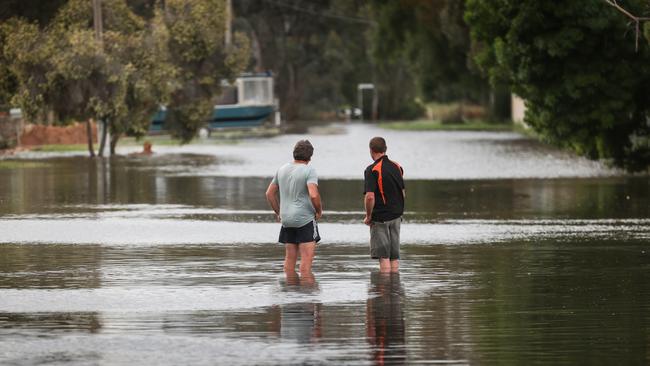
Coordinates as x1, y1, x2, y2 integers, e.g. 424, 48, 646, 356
604, 0, 650, 51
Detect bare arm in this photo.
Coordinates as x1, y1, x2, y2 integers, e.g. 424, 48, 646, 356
307, 183, 322, 220
265, 183, 280, 221
364, 192, 375, 226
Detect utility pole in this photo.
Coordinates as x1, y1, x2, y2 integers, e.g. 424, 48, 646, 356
92, 0, 103, 46
92, 0, 105, 157
225, 0, 232, 47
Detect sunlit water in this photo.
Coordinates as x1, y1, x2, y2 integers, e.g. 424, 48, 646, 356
1, 123, 648, 365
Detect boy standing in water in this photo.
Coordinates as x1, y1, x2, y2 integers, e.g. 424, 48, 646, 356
266, 140, 322, 274
363, 137, 405, 273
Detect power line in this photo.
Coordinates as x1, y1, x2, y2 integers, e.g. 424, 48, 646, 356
260, 0, 376, 25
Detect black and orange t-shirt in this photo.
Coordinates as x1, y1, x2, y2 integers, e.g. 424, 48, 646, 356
364, 155, 405, 222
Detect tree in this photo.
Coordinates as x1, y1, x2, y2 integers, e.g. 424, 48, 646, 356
3, 0, 149, 156
2, 0, 249, 154
0, 0, 69, 112
234, 0, 381, 120
603, 0, 650, 51
0, 28, 17, 110
0, 0, 68, 25
370, 0, 489, 104
466, 0, 650, 170
154, 0, 249, 142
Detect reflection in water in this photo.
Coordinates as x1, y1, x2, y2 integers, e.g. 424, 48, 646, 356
0, 130, 649, 364
0, 312, 102, 335
270, 271, 322, 344
0, 155, 647, 220
366, 272, 406, 365
0, 244, 103, 289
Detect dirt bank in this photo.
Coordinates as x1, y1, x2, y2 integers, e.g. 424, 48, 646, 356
20, 122, 97, 146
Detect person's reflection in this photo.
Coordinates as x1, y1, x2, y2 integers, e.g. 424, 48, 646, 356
270, 270, 322, 343
366, 272, 406, 365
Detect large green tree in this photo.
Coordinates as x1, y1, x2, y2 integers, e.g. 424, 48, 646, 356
466, 0, 650, 170
2, 0, 249, 154
0, 0, 67, 109
3, 0, 153, 156
154, 0, 249, 141
370, 0, 488, 104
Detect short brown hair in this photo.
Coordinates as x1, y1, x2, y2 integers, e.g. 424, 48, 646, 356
369, 137, 386, 153
293, 140, 314, 161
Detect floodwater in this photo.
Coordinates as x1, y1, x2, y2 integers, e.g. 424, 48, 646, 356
0, 123, 649, 365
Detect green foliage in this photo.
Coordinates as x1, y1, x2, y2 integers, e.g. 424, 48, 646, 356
0, 26, 17, 108
234, 0, 381, 120
369, 0, 490, 104
2, 0, 148, 149
0, 0, 68, 26
1, 0, 250, 152
466, 0, 650, 170
381, 120, 511, 132
154, 0, 249, 141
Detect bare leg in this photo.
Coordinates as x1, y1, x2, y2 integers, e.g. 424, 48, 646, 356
300, 271, 316, 287
379, 258, 391, 273
284, 243, 298, 272
390, 259, 400, 273
284, 267, 300, 286
299, 242, 316, 274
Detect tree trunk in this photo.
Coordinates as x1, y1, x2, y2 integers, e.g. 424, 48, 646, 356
98, 119, 108, 157
283, 63, 299, 121
47, 109, 55, 126
250, 30, 263, 72
86, 119, 96, 157
109, 133, 120, 156
371, 87, 379, 122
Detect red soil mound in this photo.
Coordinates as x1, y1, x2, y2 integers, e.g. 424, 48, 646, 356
20, 122, 97, 146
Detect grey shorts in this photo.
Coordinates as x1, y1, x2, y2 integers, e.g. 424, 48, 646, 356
369, 217, 401, 260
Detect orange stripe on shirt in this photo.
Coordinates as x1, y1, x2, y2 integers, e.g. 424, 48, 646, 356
372, 160, 386, 204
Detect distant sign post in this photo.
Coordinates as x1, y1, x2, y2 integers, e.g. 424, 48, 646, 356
9, 108, 23, 147
357, 83, 378, 122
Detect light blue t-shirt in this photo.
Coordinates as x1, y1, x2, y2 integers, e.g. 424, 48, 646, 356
271, 162, 318, 228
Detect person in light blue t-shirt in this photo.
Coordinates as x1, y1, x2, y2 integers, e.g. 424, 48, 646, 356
266, 140, 323, 275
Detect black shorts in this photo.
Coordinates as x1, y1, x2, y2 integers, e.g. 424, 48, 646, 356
279, 221, 321, 244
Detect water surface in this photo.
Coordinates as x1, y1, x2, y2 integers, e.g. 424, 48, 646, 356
1, 124, 648, 365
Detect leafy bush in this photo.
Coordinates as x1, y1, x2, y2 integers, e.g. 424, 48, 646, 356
466, 0, 650, 170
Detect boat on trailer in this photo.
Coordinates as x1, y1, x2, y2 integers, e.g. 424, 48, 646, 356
149, 73, 277, 133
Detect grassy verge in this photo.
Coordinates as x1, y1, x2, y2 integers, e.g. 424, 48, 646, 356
26, 126, 281, 151
380, 120, 514, 132
121, 127, 281, 146
31, 144, 88, 152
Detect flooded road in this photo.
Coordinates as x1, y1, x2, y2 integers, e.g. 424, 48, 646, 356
1, 123, 649, 365
9, 124, 623, 179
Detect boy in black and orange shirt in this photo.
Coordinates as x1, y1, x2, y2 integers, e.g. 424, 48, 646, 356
363, 137, 405, 272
